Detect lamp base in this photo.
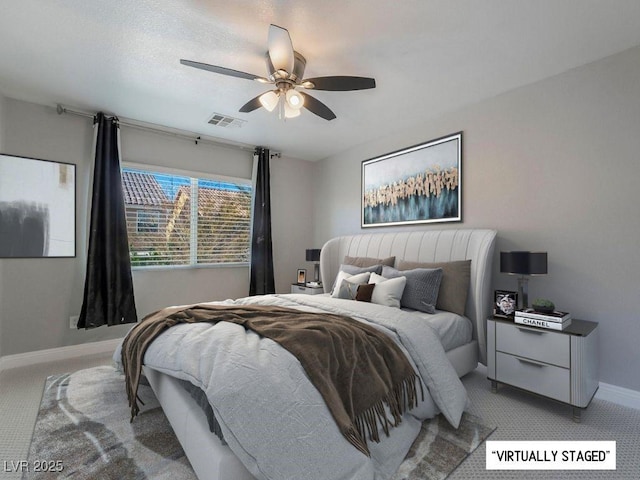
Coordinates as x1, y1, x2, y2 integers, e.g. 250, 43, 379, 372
518, 276, 529, 309
313, 263, 320, 284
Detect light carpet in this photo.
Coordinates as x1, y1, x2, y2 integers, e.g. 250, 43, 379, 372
24, 366, 494, 479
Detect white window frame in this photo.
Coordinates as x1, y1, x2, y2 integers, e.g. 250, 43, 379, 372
123, 161, 253, 270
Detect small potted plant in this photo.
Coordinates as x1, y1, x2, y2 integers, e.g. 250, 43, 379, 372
532, 298, 555, 314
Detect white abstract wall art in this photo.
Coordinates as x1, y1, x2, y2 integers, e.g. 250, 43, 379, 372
0, 153, 75, 258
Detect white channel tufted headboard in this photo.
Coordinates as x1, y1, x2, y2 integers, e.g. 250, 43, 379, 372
320, 229, 497, 364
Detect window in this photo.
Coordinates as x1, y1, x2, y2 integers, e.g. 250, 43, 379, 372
122, 165, 252, 268
136, 210, 160, 233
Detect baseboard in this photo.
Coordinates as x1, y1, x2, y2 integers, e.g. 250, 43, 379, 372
0, 338, 122, 371
596, 382, 640, 410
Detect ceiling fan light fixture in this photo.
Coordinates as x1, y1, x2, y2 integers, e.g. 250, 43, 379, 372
285, 89, 304, 110
259, 91, 279, 112
268, 24, 295, 74
181, 24, 375, 122
284, 102, 301, 119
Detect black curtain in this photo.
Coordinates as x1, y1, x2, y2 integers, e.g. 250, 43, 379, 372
249, 147, 275, 295
78, 113, 137, 328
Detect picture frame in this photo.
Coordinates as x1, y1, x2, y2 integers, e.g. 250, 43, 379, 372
0, 153, 76, 258
361, 132, 462, 228
494, 290, 518, 319
297, 269, 307, 285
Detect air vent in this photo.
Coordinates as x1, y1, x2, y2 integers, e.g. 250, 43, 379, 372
208, 113, 245, 128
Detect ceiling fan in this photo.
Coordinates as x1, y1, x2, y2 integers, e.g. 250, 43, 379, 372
180, 24, 376, 121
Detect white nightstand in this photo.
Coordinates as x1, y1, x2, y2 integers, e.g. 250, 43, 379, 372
487, 317, 599, 422
291, 284, 325, 295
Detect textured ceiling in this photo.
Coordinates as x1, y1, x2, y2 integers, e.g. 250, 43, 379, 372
1, 0, 640, 160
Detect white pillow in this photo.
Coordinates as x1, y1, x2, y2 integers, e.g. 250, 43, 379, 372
369, 272, 406, 308
331, 271, 371, 298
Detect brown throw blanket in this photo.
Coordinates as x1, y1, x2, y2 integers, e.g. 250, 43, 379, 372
121, 303, 422, 456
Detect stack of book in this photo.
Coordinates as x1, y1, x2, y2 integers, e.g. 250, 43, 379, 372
514, 308, 572, 330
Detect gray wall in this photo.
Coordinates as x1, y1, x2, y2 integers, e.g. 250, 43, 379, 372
0, 98, 314, 356
313, 45, 640, 392
0, 93, 5, 148
0, 93, 5, 358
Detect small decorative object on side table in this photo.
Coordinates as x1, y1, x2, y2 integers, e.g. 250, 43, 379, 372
494, 290, 518, 318
487, 316, 599, 422
531, 298, 555, 314
296, 269, 306, 285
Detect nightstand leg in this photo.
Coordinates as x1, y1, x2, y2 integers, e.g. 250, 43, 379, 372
491, 380, 498, 393
572, 407, 582, 423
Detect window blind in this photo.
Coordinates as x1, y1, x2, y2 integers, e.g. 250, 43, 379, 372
122, 166, 252, 268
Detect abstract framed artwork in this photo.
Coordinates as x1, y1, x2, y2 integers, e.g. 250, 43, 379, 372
0, 153, 76, 258
361, 132, 462, 228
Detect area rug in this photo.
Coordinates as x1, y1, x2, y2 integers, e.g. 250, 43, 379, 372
392, 411, 495, 480
25, 366, 494, 479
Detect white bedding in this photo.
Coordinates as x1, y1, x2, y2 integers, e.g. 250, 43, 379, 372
116, 293, 468, 480
299, 294, 473, 352
400, 308, 472, 351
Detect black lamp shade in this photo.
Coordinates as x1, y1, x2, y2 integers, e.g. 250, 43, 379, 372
500, 251, 547, 275
306, 249, 321, 262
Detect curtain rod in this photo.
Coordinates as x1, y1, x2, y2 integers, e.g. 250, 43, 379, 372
55, 104, 256, 153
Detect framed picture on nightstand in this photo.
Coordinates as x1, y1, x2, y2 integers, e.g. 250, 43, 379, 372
297, 269, 306, 285
494, 290, 518, 318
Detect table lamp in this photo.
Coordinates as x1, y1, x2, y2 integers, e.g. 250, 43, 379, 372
500, 251, 547, 309
306, 248, 321, 284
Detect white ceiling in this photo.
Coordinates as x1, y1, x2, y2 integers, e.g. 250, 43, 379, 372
1, 1, 640, 161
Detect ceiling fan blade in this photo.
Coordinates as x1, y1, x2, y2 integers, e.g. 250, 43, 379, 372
302, 76, 376, 91
180, 59, 267, 82
299, 92, 336, 121
239, 94, 264, 113
267, 24, 295, 74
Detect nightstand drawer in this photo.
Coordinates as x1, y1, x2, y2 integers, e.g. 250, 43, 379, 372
496, 352, 570, 403
496, 322, 570, 368
291, 284, 324, 295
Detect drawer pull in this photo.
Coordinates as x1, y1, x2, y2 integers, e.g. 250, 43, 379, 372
515, 326, 546, 335
516, 357, 547, 368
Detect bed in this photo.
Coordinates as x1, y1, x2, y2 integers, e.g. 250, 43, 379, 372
117, 228, 497, 480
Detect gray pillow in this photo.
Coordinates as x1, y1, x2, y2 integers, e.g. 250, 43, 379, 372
397, 260, 471, 316
339, 263, 383, 276
382, 265, 443, 314
336, 279, 375, 302
331, 271, 371, 298
337, 278, 360, 300
331, 264, 382, 295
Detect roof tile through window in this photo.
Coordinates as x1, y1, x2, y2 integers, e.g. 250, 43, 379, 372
122, 170, 169, 206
